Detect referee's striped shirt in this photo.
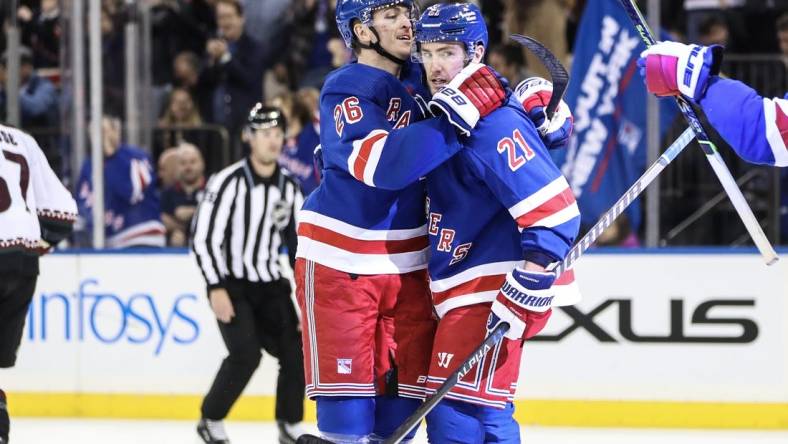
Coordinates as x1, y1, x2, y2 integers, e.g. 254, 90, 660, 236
191, 158, 304, 289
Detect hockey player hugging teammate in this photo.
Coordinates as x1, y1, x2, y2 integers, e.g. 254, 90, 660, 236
293, 0, 511, 442
413, 4, 580, 442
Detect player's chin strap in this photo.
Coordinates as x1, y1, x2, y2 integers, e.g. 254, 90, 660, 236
356, 27, 407, 66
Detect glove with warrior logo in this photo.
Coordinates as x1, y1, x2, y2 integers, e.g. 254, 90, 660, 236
486, 267, 555, 341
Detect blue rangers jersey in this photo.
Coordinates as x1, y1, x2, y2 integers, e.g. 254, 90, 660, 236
279, 118, 321, 195
296, 61, 463, 274
77, 144, 165, 248
701, 78, 788, 167
425, 96, 581, 317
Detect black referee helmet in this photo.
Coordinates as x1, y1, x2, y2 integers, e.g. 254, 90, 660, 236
246, 103, 287, 131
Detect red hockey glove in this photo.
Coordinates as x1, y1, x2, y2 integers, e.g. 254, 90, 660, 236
429, 63, 508, 136
515, 77, 573, 150
486, 267, 554, 341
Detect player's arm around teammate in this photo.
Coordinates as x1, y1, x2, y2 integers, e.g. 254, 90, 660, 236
322, 1, 509, 191
295, 2, 513, 443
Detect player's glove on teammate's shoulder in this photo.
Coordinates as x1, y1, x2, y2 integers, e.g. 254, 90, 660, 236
429, 63, 508, 136
515, 77, 573, 150
486, 267, 554, 341
638, 41, 723, 102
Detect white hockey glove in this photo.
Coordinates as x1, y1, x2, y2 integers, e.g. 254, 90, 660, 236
638, 41, 723, 102
428, 63, 508, 136
515, 77, 573, 150
486, 267, 555, 341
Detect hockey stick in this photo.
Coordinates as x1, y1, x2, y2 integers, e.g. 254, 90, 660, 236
300, 128, 697, 444
509, 34, 570, 120
616, 0, 778, 265
380, 127, 698, 444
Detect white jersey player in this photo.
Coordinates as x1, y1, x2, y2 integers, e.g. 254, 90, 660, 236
0, 124, 77, 444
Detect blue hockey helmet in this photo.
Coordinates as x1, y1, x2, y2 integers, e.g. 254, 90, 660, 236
414, 3, 488, 62
336, 0, 416, 49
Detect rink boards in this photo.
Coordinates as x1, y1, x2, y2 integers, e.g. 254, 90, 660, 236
4, 248, 788, 428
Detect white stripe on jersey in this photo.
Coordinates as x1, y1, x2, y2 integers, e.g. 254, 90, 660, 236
507, 176, 571, 219
763, 97, 788, 167
295, 235, 428, 275
298, 210, 427, 241
348, 129, 388, 187
363, 132, 387, 186
527, 201, 581, 229
107, 220, 165, 248
229, 180, 246, 278
433, 291, 499, 318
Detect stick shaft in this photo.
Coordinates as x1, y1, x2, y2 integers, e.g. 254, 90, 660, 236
556, 127, 696, 275
384, 127, 697, 444
617, 0, 778, 265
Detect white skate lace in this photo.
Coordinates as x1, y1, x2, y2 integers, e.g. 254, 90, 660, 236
205, 420, 228, 439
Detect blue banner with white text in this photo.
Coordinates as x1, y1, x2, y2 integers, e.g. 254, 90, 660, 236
556, 0, 677, 237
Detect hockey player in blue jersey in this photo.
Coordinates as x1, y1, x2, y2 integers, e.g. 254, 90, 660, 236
638, 41, 788, 167
413, 4, 581, 442
293, 0, 511, 442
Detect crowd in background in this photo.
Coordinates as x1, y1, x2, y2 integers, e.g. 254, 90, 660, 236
0, 0, 786, 247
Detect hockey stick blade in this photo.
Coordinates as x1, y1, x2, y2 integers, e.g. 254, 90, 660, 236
510, 34, 569, 120
616, 0, 778, 266
384, 128, 697, 444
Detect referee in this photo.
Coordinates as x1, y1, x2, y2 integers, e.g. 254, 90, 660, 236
192, 104, 306, 444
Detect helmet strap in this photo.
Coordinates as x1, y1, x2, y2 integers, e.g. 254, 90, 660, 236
356, 26, 407, 66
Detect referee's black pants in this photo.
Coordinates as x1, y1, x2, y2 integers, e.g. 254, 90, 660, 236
201, 278, 305, 423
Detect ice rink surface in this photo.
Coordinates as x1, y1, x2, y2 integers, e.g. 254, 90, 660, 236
10, 419, 788, 443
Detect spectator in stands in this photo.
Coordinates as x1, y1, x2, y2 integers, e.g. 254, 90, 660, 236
0, 47, 58, 129
178, 0, 218, 55
173, 51, 212, 123
503, 0, 572, 79
201, 0, 266, 158
161, 143, 206, 247
697, 14, 729, 47
298, 36, 350, 90
75, 115, 166, 248
16, 0, 61, 69
239, 0, 291, 55
269, 0, 340, 90
684, 0, 722, 44
488, 42, 531, 86
157, 147, 180, 190
270, 89, 321, 195
157, 87, 203, 152
101, 5, 125, 110
778, 13, 788, 59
